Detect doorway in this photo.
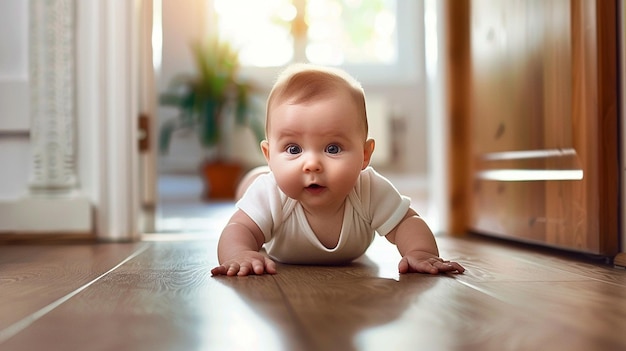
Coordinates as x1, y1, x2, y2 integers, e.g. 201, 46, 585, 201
149, 0, 435, 235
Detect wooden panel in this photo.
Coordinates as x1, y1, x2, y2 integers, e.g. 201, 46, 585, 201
467, 0, 619, 255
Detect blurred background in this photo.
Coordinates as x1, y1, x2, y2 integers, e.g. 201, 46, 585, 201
1, 1, 621, 256
154, 0, 440, 234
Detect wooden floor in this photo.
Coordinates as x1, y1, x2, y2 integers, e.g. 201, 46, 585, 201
1, 233, 625, 351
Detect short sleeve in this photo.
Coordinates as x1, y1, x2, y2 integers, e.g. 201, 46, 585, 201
235, 173, 285, 243
359, 168, 411, 236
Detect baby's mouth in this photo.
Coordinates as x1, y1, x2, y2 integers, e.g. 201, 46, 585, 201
305, 183, 326, 192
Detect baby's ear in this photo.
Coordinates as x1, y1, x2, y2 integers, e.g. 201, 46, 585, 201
261, 140, 270, 162
362, 139, 375, 169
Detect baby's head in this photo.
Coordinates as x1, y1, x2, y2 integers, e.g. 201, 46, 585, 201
261, 64, 375, 207
265, 63, 368, 140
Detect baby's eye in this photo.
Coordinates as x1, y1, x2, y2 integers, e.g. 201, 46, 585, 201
286, 144, 302, 154
325, 144, 342, 154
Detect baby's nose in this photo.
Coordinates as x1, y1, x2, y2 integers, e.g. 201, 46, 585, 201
302, 153, 323, 173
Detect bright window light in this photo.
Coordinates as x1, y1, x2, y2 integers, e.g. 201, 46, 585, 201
214, 0, 295, 67
213, 0, 399, 67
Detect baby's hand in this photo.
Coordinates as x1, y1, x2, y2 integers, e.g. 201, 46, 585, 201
211, 251, 277, 276
398, 253, 465, 275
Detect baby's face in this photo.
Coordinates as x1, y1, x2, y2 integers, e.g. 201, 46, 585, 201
262, 92, 374, 210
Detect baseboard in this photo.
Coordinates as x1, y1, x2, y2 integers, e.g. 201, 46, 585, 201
0, 232, 95, 244
0, 196, 92, 233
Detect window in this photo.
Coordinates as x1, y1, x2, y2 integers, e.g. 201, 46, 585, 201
211, 0, 420, 84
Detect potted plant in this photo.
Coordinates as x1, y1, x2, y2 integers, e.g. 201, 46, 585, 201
159, 37, 264, 200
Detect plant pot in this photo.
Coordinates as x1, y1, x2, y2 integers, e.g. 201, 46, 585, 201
199, 159, 244, 200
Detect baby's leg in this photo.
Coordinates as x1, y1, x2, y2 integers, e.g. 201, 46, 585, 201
235, 166, 270, 200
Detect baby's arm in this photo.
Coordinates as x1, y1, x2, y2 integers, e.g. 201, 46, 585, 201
385, 208, 465, 274
211, 209, 277, 276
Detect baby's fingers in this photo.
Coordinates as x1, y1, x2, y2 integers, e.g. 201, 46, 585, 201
435, 260, 465, 274
226, 263, 242, 276
241, 260, 264, 275
246, 257, 277, 275
264, 257, 277, 274
211, 256, 278, 277
425, 259, 465, 274
210, 263, 240, 276
399, 256, 437, 274
210, 265, 227, 276
237, 263, 252, 276
399, 256, 465, 275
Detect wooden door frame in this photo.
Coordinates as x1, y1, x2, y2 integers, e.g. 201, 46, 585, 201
617, 0, 626, 266
444, 0, 471, 235
569, 0, 619, 255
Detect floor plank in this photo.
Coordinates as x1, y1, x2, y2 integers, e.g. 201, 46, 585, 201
468, 281, 626, 349
0, 243, 144, 334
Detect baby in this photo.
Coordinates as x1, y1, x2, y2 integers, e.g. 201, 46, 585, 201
211, 63, 464, 276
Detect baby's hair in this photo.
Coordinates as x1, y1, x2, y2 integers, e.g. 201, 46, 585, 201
265, 63, 368, 139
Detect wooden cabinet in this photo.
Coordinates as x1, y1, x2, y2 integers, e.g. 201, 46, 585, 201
449, 0, 620, 256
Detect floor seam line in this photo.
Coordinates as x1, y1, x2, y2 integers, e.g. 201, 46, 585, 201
0, 243, 151, 345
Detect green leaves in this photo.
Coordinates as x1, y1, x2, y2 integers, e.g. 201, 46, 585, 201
158, 37, 263, 156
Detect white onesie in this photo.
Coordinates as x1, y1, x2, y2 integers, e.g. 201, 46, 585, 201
236, 167, 411, 264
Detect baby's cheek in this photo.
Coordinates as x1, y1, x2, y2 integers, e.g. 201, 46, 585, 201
331, 170, 360, 194
273, 173, 301, 198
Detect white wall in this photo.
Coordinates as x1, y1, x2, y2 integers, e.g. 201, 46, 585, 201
0, 0, 30, 200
